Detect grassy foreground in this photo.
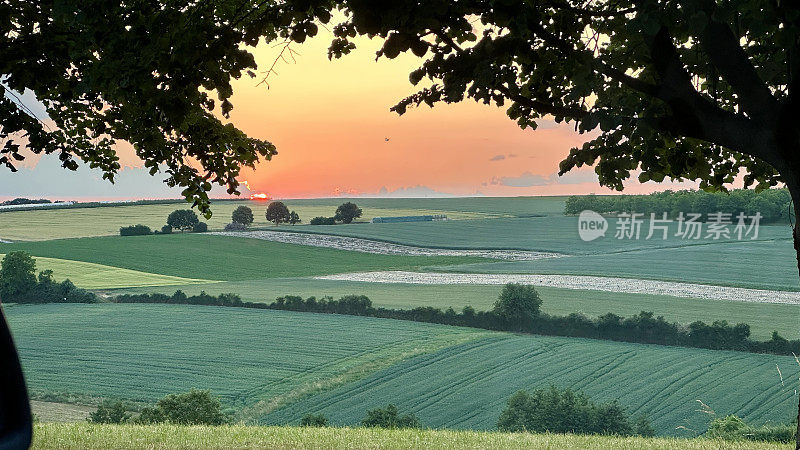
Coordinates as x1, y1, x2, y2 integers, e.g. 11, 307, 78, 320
31, 423, 788, 449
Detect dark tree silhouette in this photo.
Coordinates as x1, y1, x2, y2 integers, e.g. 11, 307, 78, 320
231, 206, 254, 226
167, 210, 199, 232
334, 202, 362, 224
266, 201, 291, 225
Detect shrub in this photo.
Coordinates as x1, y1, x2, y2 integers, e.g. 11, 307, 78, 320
119, 224, 152, 236
310, 216, 335, 225
134, 406, 165, 424
160, 225, 173, 234
192, 222, 208, 233
300, 413, 328, 427
334, 202, 362, 224
361, 404, 421, 429
231, 205, 254, 226
167, 209, 199, 231
154, 389, 227, 425
0, 251, 37, 301
89, 400, 130, 424
706, 415, 794, 443
497, 386, 640, 436
289, 210, 301, 224
266, 201, 291, 225
224, 222, 247, 232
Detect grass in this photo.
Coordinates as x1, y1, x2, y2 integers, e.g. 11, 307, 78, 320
116, 279, 800, 340
31, 423, 790, 450
0, 234, 486, 281
263, 337, 800, 437
6, 303, 488, 421
0, 254, 209, 289
0, 199, 497, 241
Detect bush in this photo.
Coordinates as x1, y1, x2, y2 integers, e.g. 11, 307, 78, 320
310, 216, 335, 225
706, 415, 794, 443
231, 206, 254, 226
137, 389, 227, 425
289, 210, 301, 225
167, 209, 199, 231
0, 251, 37, 301
160, 225, 173, 234
334, 202, 362, 224
497, 386, 641, 436
119, 224, 152, 236
89, 400, 130, 424
361, 404, 421, 429
192, 222, 208, 233
300, 413, 328, 427
224, 222, 247, 232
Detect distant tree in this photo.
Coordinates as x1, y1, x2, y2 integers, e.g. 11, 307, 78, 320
265, 201, 291, 225
192, 222, 208, 233
492, 284, 542, 327
159, 225, 173, 234
231, 206, 254, 226
154, 389, 226, 425
119, 224, 152, 236
0, 251, 37, 301
334, 202, 362, 224
289, 210, 301, 225
310, 216, 336, 225
361, 404, 421, 429
167, 210, 199, 232
89, 400, 130, 424
300, 413, 328, 427
133, 407, 165, 425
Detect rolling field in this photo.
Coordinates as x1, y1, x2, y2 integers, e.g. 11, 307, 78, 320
0, 199, 498, 241
264, 334, 800, 437
0, 234, 486, 281
443, 239, 799, 291
6, 303, 488, 420
7, 303, 799, 437
31, 423, 790, 450
119, 278, 800, 340
0, 254, 209, 289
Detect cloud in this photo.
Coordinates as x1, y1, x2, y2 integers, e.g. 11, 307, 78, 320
365, 185, 456, 198
489, 168, 599, 188
489, 154, 505, 161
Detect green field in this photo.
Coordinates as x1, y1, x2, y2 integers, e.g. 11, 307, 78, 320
118, 278, 800, 340
31, 423, 790, 450
442, 239, 799, 291
264, 334, 799, 436
1, 234, 485, 281
0, 199, 500, 241
6, 303, 488, 420
0, 254, 209, 289
6, 303, 798, 437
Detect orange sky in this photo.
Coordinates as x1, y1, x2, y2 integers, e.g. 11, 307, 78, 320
221, 32, 697, 198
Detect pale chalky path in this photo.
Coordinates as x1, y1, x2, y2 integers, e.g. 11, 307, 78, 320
316, 271, 800, 304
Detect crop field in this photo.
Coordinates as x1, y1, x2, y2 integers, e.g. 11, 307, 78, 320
264, 334, 800, 437
0, 254, 209, 289
31, 423, 790, 450
7, 303, 798, 438
443, 239, 799, 291
0, 199, 499, 241
119, 278, 800, 340
6, 303, 488, 420
0, 234, 486, 281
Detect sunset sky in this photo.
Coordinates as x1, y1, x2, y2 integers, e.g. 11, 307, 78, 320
2, 30, 698, 200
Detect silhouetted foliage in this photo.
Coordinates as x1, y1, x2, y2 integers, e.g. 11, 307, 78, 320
192, 222, 208, 233
223, 222, 247, 231
289, 210, 301, 225
310, 216, 336, 225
